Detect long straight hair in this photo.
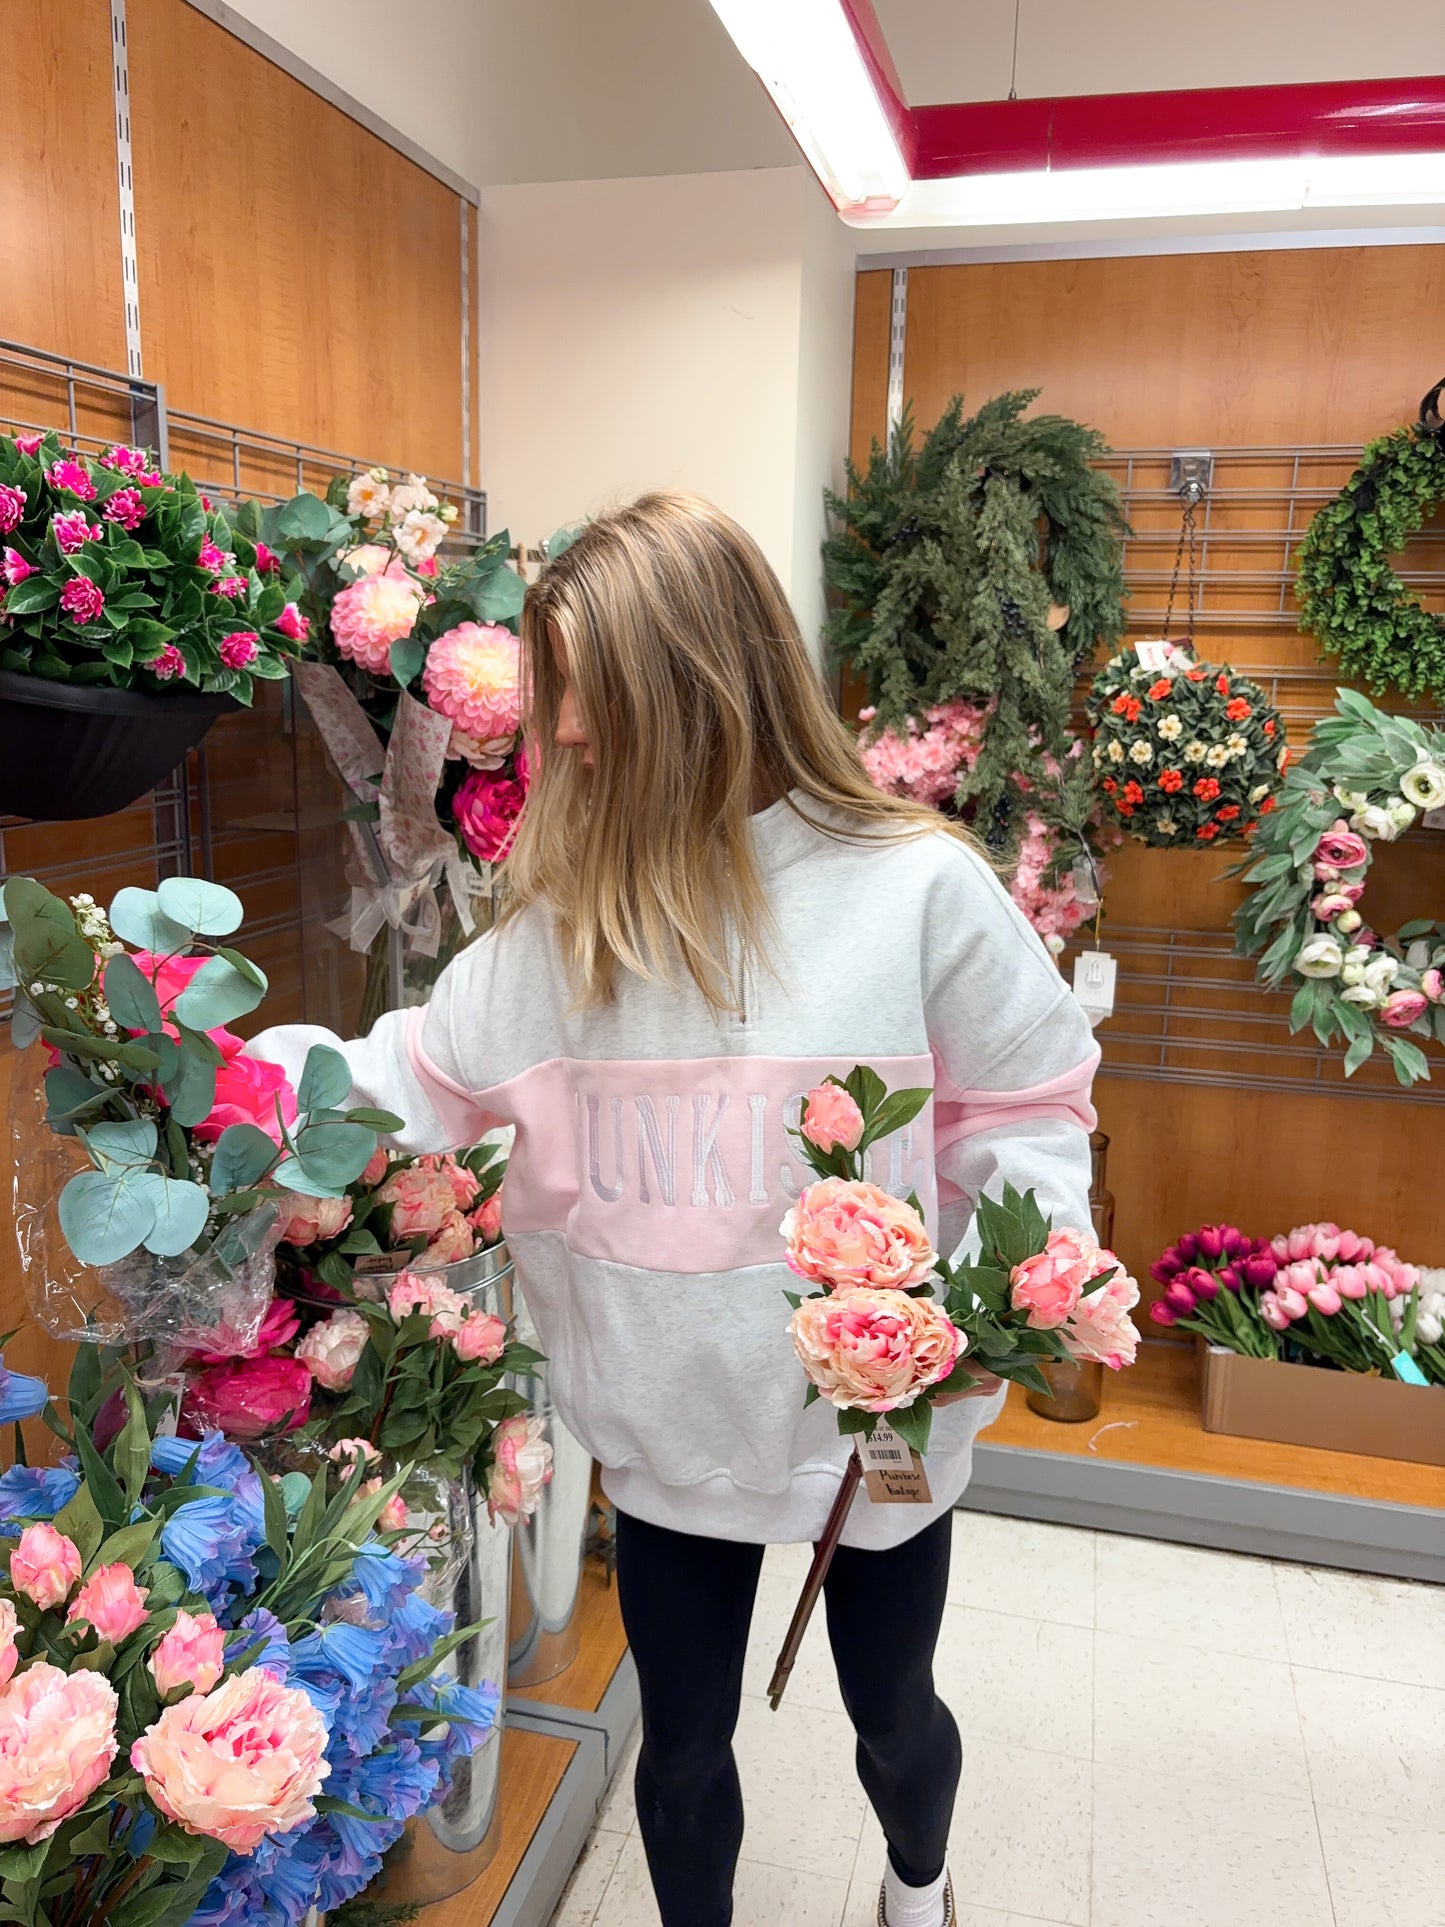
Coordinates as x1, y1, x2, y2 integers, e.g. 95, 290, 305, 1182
504, 491, 977, 1012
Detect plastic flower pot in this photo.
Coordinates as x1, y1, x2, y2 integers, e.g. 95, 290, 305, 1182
0, 670, 234, 820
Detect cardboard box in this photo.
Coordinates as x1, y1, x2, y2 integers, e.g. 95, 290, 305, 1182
1199, 1345, 1445, 1467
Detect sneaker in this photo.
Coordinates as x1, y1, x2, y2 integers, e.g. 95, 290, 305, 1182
876, 1871, 954, 1927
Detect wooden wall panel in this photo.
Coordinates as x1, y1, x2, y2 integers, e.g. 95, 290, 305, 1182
848, 244, 1445, 1285
127, 0, 466, 481
0, 0, 127, 369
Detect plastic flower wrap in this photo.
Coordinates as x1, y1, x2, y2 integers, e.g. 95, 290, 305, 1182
0, 1347, 497, 1926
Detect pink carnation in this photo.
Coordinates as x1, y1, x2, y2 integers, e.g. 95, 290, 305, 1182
0, 1602, 17, 1689
274, 601, 309, 642
46, 459, 95, 501
220, 630, 259, 668
197, 536, 227, 572
0, 1663, 118, 1845
152, 645, 187, 681
422, 622, 522, 741
210, 576, 247, 599
327, 1436, 381, 1468
454, 768, 526, 863
149, 1609, 225, 1699
801, 1084, 864, 1155
182, 1356, 312, 1440
295, 1309, 369, 1391
51, 510, 100, 553
361, 1478, 409, 1533
330, 570, 423, 675
418, 1152, 481, 1211
66, 1562, 149, 1644
486, 1413, 554, 1526
103, 487, 145, 531
781, 1178, 936, 1292
1010, 1227, 1104, 1330
388, 1270, 468, 1337
360, 1147, 390, 1187
253, 542, 280, 574
418, 1210, 476, 1269
100, 445, 149, 478
789, 1287, 962, 1414
59, 576, 103, 623
0, 486, 25, 534
2, 548, 33, 586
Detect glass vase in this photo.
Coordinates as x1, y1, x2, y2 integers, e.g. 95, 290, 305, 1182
1024, 1132, 1114, 1425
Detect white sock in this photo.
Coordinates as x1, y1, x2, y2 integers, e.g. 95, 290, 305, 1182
882, 1860, 949, 1927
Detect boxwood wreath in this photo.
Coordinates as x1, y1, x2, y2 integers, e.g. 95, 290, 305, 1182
1085, 645, 1286, 846
1296, 379, 1445, 704
1233, 688, 1445, 1086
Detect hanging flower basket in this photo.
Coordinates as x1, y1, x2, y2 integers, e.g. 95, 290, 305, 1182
0, 669, 234, 819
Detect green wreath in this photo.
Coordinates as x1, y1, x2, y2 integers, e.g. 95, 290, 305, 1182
1085, 645, 1286, 847
1297, 381, 1445, 703
1233, 689, 1445, 1086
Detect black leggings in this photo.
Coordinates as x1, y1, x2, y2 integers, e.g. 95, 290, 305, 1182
615, 1507, 961, 1927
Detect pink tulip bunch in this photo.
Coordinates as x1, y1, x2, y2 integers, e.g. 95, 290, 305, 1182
1149, 1225, 1281, 1358
1257, 1223, 1421, 1372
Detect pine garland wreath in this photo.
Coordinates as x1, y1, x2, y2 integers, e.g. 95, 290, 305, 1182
824, 393, 1128, 822
1296, 380, 1445, 703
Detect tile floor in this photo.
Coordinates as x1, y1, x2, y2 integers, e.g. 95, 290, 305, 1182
548, 1511, 1444, 1927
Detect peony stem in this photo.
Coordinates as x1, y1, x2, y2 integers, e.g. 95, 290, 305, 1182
767, 1447, 863, 1711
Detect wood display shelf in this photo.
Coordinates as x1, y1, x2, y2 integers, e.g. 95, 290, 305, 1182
419, 1726, 579, 1927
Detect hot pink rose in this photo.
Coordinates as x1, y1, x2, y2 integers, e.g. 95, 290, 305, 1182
359, 1147, 391, 1186
453, 767, 526, 864
789, 1287, 962, 1414
10, 1524, 82, 1611
418, 1210, 476, 1269
781, 1178, 936, 1292
377, 1164, 457, 1241
1063, 1261, 1141, 1371
1009, 1227, 1104, 1330
295, 1308, 369, 1391
131, 1669, 330, 1852
453, 1311, 507, 1365
1381, 989, 1428, 1029
469, 1193, 504, 1246
274, 600, 309, 642
65, 1562, 149, 1644
59, 576, 103, 623
0, 1663, 118, 1844
1314, 822, 1368, 870
183, 1356, 312, 1440
800, 1084, 865, 1155
273, 1191, 353, 1248
0, 1602, 18, 1689
193, 1050, 298, 1145
149, 1609, 225, 1699
485, 1413, 554, 1526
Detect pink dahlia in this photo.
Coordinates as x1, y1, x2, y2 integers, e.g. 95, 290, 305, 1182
46, 459, 96, 501
51, 510, 100, 554
0, 486, 26, 534
422, 623, 522, 742
454, 768, 526, 863
103, 487, 145, 531
59, 577, 103, 624
330, 572, 424, 675
220, 631, 259, 669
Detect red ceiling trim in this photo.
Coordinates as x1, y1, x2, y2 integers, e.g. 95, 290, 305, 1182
837, 0, 918, 173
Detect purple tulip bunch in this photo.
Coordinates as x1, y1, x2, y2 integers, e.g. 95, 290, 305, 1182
1149, 1225, 1282, 1358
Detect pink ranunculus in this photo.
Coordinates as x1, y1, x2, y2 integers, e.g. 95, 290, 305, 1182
417, 1210, 476, 1270
781, 1178, 937, 1293
1312, 893, 1352, 919
149, 1609, 225, 1699
47, 459, 96, 501
190, 1295, 300, 1366
219, 630, 259, 669
59, 576, 103, 623
1381, 989, 1428, 1029
485, 1414, 554, 1526
452, 1310, 507, 1365
10, 1524, 82, 1611
327, 1437, 380, 1469
1, 548, 33, 586
789, 1287, 963, 1414
361, 1479, 409, 1533
376, 1164, 457, 1242
453, 767, 526, 864
152, 645, 187, 681
273, 1191, 353, 1249
131, 1669, 330, 1852
0, 1663, 118, 1845
274, 600, 309, 642
1064, 1261, 1141, 1371
0, 1601, 18, 1689
800, 1084, 865, 1155
193, 1049, 298, 1145
102, 487, 145, 531
183, 1356, 312, 1440
469, 1193, 503, 1246
387, 1270, 468, 1338
1422, 968, 1444, 1005
422, 622, 522, 741
295, 1309, 370, 1392
0, 486, 25, 534
359, 1147, 391, 1187
1314, 822, 1369, 870
329, 571, 424, 675
65, 1562, 149, 1644
51, 509, 100, 553
1009, 1226, 1104, 1330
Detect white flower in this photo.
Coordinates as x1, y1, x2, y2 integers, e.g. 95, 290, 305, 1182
1156, 814, 1177, 836
347, 472, 391, 522
1092, 743, 1105, 766
1418, 1308, 1443, 1346
1226, 733, 1249, 758
1362, 955, 1400, 993
1333, 784, 1369, 811
439, 502, 459, 525
1401, 757, 1445, 811
1107, 741, 1125, 764
1296, 935, 1344, 979
1205, 744, 1231, 768
1249, 783, 1271, 804
1389, 799, 1417, 831
1351, 803, 1399, 841
1156, 714, 1183, 740
1335, 909, 1362, 934
388, 473, 439, 519
1340, 983, 1381, 1008
393, 509, 448, 564
1129, 739, 1153, 765
1184, 741, 1207, 763
1044, 933, 1065, 957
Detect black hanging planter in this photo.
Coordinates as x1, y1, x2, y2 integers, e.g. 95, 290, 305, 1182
0, 671, 235, 821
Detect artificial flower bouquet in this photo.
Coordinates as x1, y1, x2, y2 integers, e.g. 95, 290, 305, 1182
0, 1345, 497, 1927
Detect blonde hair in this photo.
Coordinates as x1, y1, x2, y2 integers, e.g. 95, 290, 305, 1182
505, 490, 976, 1012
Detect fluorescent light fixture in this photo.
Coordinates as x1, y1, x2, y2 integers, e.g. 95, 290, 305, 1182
709, 0, 910, 212
848, 151, 1445, 229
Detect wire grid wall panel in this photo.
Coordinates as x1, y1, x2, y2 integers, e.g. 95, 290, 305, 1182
1074, 442, 1445, 1106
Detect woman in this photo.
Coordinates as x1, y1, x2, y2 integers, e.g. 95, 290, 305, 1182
252, 492, 1098, 1927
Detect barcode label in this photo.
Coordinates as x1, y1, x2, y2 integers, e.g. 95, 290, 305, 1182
858, 1422, 908, 1473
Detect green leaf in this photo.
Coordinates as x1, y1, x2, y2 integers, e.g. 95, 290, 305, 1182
469, 566, 526, 624
297, 1043, 354, 1114
271, 491, 333, 543
108, 887, 191, 952
1, 576, 60, 616
293, 1120, 378, 1187
162, 1048, 217, 1129
842, 1065, 887, 1124
389, 634, 425, 687
862, 1086, 932, 1148
58, 1167, 156, 1263
887, 1400, 932, 1456
259, 1467, 289, 1561
172, 955, 265, 1029
11, 918, 96, 992
43, 1063, 107, 1135
104, 953, 164, 1033
343, 1107, 405, 1132
94, 1516, 160, 1572
208, 1122, 280, 1193
52, 1481, 104, 1566
86, 1118, 159, 1169
155, 877, 244, 938
133, 1174, 210, 1256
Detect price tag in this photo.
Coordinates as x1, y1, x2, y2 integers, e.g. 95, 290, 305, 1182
1389, 1351, 1430, 1387
1134, 638, 1186, 676
1424, 806, 1445, 831
1072, 949, 1117, 1024
858, 1421, 932, 1504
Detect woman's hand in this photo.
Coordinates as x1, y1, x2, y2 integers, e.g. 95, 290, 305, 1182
932, 1367, 1004, 1408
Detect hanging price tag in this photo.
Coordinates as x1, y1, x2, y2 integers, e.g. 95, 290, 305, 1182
1134, 639, 1184, 676
858, 1421, 932, 1504
1072, 950, 1117, 1024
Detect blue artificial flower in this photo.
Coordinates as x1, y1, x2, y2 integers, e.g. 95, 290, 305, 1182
230, 1607, 291, 1678
308, 1815, 385, 1917
289, 1624, 398, 1758
150, 1430, 249, 1490
191, 1827, 323, 1927
159, 1494, 259, 1606
327, 1734, 439, 1852
340, 1542, 418, 1617
400, 1673, 503, 1782
378, 1578, 452, 1670
0, 1465, 79, 1523
0, 1361, 49, 1425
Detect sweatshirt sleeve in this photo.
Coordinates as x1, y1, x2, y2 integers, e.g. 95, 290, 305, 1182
922, 843, 1100, 1263
247, 949, 502, 1156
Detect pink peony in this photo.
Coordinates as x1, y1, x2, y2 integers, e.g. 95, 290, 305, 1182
419, 1152, 481, 1212
274, 600, 309, 642
273, 1191, 353, 1248
0, 1663, 118, 1844
10, 1524, 81, 1611
131, 1669, 330, 1852
781, 1178, 936, 1292
1064, 1259, 1140, 1370
361, 1478, 409, 1533
103, 487, 145, 531
295, 1309, 370, 1392
377, 1164, 457, 1242
387, 1270, 468, 1338
190, 1295, 299, 1366
183, 1356, 312, 1440
46, 459, 96, 501
470, 1193, 503, 1246
65, 1562, 149, 1645
0, 1601, 18, 1689
359, 1147, 390, 1186
454, 768, 526, 863
0, 486, 25, 534
422, 622, 522, 742
13, 435, 44, 458
152, 645, 187, 681
1, 548, 33, 586
1381, 989, 1428, 1029
801, 1084, 865, 1155
59, 576, 103, 623
330, 571, 424, 675
453, 1310, 507, 1365
149, 1609, 225, 1699
1010, 1227, 1105, 1330
193, 1049, 298, 1145
417, 1210, 476, 1269
51, 509, 100, 553
220, 630, 259, 669
486, 1413, 554, 1526
789, 1287, 962, 1414
1314, 822, 1369, 871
